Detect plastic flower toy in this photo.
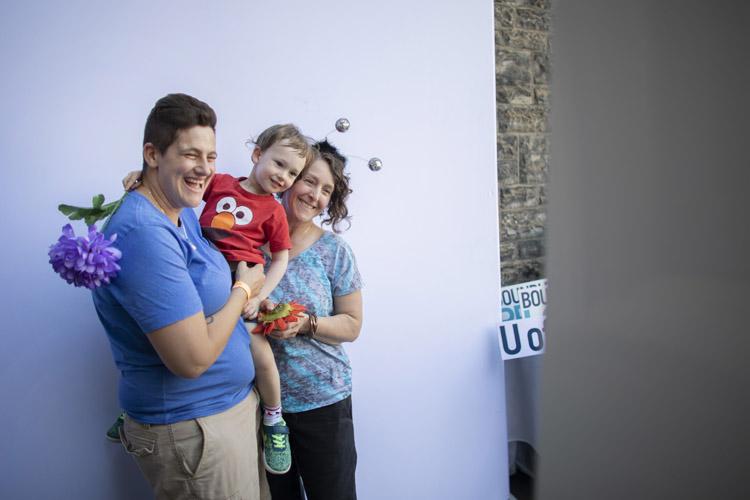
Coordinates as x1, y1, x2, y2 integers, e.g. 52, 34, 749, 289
48, 224, 122, 289
252, 302, 307, 335
49, 193, 124, 289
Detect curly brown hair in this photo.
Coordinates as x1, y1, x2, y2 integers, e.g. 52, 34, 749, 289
311, 140, 352, 232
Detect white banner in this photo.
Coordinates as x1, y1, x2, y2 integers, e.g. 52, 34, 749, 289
499, 279, 547, 360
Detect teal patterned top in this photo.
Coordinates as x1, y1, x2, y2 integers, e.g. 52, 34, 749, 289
267, 231, 362, 412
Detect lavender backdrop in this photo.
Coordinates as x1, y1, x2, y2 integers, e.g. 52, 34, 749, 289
0, 1, 506, 498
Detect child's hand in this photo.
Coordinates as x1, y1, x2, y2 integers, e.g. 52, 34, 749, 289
243, 297, 261, 320
122, 170, 142, 191
259, 299, 276, 313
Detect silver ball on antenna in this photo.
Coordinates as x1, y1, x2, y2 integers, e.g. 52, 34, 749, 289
368, 157, 383, 172
335, 118, 350, 133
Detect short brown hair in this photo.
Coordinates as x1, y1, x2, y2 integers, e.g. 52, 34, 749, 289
142, 93, 216, 168
250, 124, 315, 167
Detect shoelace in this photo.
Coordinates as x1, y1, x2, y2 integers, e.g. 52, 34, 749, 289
271, 433, 287, 450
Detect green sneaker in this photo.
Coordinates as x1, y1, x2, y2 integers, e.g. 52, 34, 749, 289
262, 419, 291, 474
106, 412, 125, 442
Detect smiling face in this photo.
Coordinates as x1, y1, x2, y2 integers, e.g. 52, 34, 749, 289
144, 125, 217, 215
283, 158, 335, 225
246, 140, 306, 195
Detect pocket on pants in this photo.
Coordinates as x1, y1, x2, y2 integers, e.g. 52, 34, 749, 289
120, 421, 158, 457
172, 418, 207, 478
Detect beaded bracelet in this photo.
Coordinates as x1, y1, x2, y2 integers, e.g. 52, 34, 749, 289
308, 313, 318, 339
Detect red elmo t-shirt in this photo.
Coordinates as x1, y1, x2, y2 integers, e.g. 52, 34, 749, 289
199, 173, 291, 264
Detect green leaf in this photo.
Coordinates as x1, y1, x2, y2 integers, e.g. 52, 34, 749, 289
101, 200, 119, 216
58, 204, 80, 216
90, 209, 105, 224
60, 192, 126, 226
65, 208, 87, 221
59, 204, 99, 223
92, 194, 105, 208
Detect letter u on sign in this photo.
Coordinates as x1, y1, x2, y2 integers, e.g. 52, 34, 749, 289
498, 316, 546, 360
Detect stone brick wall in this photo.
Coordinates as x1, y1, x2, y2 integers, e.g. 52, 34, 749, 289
495, 0, 550, 286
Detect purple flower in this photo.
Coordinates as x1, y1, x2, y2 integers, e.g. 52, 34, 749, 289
48, 224, 122, 289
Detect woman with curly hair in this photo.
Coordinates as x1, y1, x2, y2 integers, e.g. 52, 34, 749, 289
263, 140, 363, 500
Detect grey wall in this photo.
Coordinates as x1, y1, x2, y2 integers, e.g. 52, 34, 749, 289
540, 1, 749, 498
495, 0, 551, 286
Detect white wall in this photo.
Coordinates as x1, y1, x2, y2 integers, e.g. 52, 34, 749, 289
540, 1, 749, 498
0, 1, 507, 498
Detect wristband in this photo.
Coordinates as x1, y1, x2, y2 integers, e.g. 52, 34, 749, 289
232, 280, 252, 302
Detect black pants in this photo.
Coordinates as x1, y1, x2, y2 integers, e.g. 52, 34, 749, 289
266, 396, 357, 500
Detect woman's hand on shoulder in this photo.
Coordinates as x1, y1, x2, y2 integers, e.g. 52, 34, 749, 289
122, 170, 142, 191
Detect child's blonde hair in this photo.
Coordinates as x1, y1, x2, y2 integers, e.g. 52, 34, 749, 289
252, 124, 315, 167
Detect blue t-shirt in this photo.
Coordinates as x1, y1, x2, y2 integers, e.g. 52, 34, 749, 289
268, 231, 362, 412
92, 192, 254, 424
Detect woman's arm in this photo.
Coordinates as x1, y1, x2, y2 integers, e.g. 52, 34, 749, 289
313, 290, 363, 344
149, 262, 264, 378
269, 290, 363, 345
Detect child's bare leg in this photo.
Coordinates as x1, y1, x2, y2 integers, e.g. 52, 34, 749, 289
248, 327, 291, 475
248, 329, 282, 417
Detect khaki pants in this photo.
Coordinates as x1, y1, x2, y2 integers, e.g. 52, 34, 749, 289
121, 389, 270, 500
